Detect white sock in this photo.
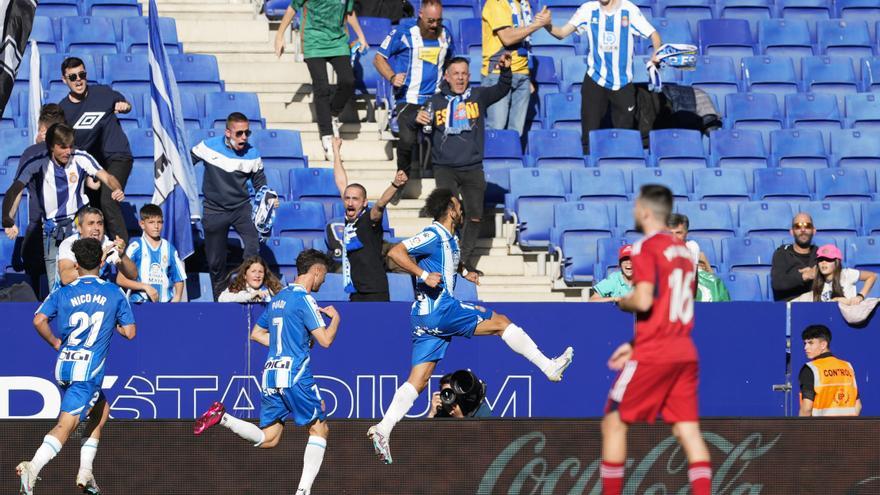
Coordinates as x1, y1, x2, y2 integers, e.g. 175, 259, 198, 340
31, 434, 62, 474
220, 413, 266, 446
79, 437, 99, 472
297, 435, 327, 492
376, 382, 419, 436
501, 324, 552, 372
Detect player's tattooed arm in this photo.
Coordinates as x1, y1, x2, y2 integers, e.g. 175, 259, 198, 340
250, 324, 270, 347
32, 314, 61, 351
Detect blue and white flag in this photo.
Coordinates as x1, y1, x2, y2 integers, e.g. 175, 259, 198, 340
148, 0, 200, 259
27, 39, 40, 142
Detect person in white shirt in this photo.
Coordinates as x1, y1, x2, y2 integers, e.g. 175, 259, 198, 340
218, 256, 284, 303
545, 0, 661, 154
810, 244, 876, 304
667, 213, 713, 273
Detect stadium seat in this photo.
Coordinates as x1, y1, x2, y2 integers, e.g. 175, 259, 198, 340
531, 55, 561, 103
59, 17, 118, 70
649, 129, 707, 188
569, 168, 629, 202
778, 0, 833, 39
353, 49, 383, 96
717, 0, 773, 38
527, 130, 585, 190
801, 56, 860, 109
35, 0, 78, 18
127, 129, 154, 169
560, 56, 587, 94
41, 53, 98, 93
594, 237, 632, 281
738, 201, 794, 239
204, 92, 264, 129
1, 90, 20, 128
753, 167, 812, 201
251, 129, 307, 176
816, 19, 872, 74
351, 17, 393, 47
798, 201, 860, 245
709, 129, 768, 190
633, 55, 682, 86
542, 0, 583, 23
676, 202, 737, 254
311, 273, 347, 301
650, 17, 695, 49
837, 0, 880, 39
29, 16, 57, 54
830, 129, 880, 189
262, 237, 305, 272
453, 275, 479, 301
694, 168, 751, 202
388, 273, 415, 302
845, 236, 880, 272
587, 129, 646, 191
632, 168, 690, 200
169, 54, 223, 106
171, 91, 203, 132
614, 201, 639, 238
680, 56, 740, 113
814, 168, 874, 201
720, 272, 764, 300
84, 0, 141, 17
458, 18, 481, 52
484, 129, 524, 169
184, 272, 214, 302
742, 56, 799, 108
770, 129, 830, 189
724, 93, 784, 146
125, 165, 155, 201
506, 168, 567, 248
862, 202, 880, 235
550, 202, 613, 282
484, 166, 518, 207
122, 17, 181, 54
103, 54, 149, 96
844, 93, 880, 129
273, 201, 327, 246
543, 92, 581, 131
437, 0, 477, 41
860, 56, 880, 92
657, 0, 714, 40
784, 93, 843, 148
0, 128, 32, 168
529, 29, 578, 72
757, 19, 814, 71
697, 19, 755, 67
289, 168, 339, 219
722, 237, 775, 274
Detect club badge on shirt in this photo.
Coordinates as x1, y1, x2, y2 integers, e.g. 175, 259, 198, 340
68, 171, 78, 184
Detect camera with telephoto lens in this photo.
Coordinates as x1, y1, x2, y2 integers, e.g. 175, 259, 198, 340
435, 370, 486, 418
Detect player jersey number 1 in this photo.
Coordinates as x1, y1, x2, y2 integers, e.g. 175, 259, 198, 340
68, 311, 105, 347
668, 269, 694, 324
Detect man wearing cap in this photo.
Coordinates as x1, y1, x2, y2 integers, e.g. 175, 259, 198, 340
771, 212, 818, 302
590, 244, 634, 302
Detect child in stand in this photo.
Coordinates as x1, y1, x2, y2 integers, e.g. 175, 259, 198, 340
116, 204, 186, 303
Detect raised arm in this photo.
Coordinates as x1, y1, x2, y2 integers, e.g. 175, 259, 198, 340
331, 137, 348, 197
370, 170, 407, 222
346, 11, 367, 49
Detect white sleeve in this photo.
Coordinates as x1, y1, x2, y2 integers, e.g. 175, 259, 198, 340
218, 288, 254, 303
75, 151, 103, 177
57, 236, 76, 262
629, 7, 656, 38
842, 268, 861, 297
568, 4, 591, 33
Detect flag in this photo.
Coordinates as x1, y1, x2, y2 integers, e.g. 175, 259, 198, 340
27, 39, 40, 142
148, 0, 200, 259
0, 0, 36, 116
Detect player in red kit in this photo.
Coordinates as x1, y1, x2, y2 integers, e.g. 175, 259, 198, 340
600, 185, 712, 495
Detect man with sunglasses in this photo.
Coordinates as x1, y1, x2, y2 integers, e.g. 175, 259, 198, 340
771, 212, 818, 301
191, 112, 273, 300
58, 57, 133, 244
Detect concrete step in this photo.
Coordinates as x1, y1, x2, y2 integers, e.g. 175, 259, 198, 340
153, 2, 256, 14
479, 275, 551, 286
225, 82, 310, 94
302, 140, 393, 163
220, 63, 312, 85
474, 256, 526, 276
186, 44, 283, 57
175, 20, 269, 44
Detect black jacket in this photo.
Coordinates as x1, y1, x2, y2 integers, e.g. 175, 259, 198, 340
770, 243, 817, 301
425, 67, 512, 170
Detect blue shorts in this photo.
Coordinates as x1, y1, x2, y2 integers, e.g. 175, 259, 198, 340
410, 298, 488, 366
59, 380, 104, 422
259, 379, 326, 428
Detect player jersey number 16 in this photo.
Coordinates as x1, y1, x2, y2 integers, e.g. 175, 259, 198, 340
668, 269, 694, 324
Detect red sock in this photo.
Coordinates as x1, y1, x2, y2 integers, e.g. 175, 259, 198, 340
601, 461, 625, 495
688, 461, 712, 495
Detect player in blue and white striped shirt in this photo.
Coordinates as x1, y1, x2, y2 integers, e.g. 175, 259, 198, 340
193, 249, 340, 495
116, 204, 186, 303
375, 0, 454, 181
367, 189, 574, 464
546, 0, 661, 153
17, 237, 136, 495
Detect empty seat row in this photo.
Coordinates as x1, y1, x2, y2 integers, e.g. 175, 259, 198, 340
27, 15, 181, 56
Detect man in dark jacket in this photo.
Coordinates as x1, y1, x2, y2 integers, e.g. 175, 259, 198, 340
771, 212, 818, 301
415, 53, 512, 274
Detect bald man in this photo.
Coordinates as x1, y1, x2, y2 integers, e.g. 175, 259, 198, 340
771, 212, 818, 301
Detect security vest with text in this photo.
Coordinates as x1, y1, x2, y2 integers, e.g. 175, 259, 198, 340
805, 355, 859, 416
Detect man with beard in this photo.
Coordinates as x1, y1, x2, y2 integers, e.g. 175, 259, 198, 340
771, 212, 818, 301
367, 188, 573, 465
374, 0, 454, 188
331, 138, 407, 301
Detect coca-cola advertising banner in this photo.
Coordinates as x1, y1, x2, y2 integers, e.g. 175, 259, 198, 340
3, 419, 878, 494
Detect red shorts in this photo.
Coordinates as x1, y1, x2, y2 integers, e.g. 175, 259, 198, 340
605, 360, 699, 424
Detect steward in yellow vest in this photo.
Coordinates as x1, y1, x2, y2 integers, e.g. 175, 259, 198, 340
798, 325, 861, 417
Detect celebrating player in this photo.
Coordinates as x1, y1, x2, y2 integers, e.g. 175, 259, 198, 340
17, 237, 137, 495
368, 188, 574, 464
600, 185, 711, 495
193, 249, 340, 495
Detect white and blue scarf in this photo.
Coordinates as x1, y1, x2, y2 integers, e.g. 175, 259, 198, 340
252, 186, 278, 242
646, 43, 698, 92
511, 0, 533, 55
443, 87, 473, 136
342, 208, 366, 293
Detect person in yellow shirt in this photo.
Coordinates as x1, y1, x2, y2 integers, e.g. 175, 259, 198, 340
798, 324, 862, 417
481, 0, 551, 135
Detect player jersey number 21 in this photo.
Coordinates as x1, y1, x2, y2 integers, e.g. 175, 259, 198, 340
668, 269, 694, 324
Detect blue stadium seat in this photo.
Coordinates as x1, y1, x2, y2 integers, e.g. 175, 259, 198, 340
388, 273, 415, 302
264, 0, 292, 19
204, 92, 264, 129
122, 17, 181, 54
844, 93, 880, 129
753, 167, 813, 200
506, 168, 567, 248
757, 20, 814, 71
633, 55, 682, 86
693, 168, 751, 202
262, 237, 305, 271
657, 0, 714, 40
124, 165, 155, 201
0, 128, 32, 168
484, 129, 524, 169
717, 0, 773, 38
103, 54, 149, 95
560, 56, 587, 94
814, 168, 874, 201
1, 90, 20, 128
770, 129, 829, 189
860, 56, 880, 92
262, 169, 287, 200
529, 29, 577, 72
721, 237, 775, 274
531, 55, 561, 104
311, 273, 347, 301
351, 17, 393, 47
798, 201, 860, 245
680, 56, 740, 113
484, 167, 517, 207
171, 91, 203, 132
14, 47, 32, 84
35, 0, 78, 18
569, 168, 629, 202
709, 129, 768, 191
169, 54, 223, 105
845, 236, 880, 272
127, 128, 154, 169
816, 19, 872, 74
720, 272, 764, 300
697, 19, 755, 67
587, 129, 646, 190
29, 16, 57, 54
289, 168, 339, 219
675, 202, 737, 254
837, 0, 880, 39
84, 0, 141, 17
649, 129, 707, 188
353, 50, 382, 96
59, 18, 118, 70
784, 93, 843, 148
742, 56, 799, 108
862, 203, 880, 234
542, 0, 583, 22
614, 201, 639, 238
453, 275, 479, 301
738, 201, 795, 239
456, 18, 480, 52
632, 168, 690, 200
437, 0, 477, 41
183, 272, 214, 302
543, 92, 581, 131
778, 0, 833, 39
801, 56, 859, 109
594, 237, 631, 281
41, 53, 98, 93
651, 18, 695, 48
830, 129, 880, 189
550, 202, 613, 282
527, 130, 585, 189
690, 236, 719, 269
273, 201, 327, 246
724, 93, 783, 146
251, 129, 307, 176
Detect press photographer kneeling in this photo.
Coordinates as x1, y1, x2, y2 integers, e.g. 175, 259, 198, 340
428, 370, 491, 418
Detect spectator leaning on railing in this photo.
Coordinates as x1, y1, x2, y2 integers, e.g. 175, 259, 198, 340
771, 212, 818, 302
794, 244, 877, 305
590, 244, 634, 302
218, 256, 284, 303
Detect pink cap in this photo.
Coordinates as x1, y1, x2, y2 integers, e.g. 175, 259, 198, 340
816, 244, 842, 261
618, 244, 633, 261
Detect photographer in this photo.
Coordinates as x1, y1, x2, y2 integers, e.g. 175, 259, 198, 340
427, 370, 491, 418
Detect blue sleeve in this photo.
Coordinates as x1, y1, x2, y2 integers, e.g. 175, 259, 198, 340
36, 289, 60, 318
302, 294, 325, 332
377, 28, 404, 59
256, 306, 271, 329
401, 229, 439, 257
116, 289, 136, 326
